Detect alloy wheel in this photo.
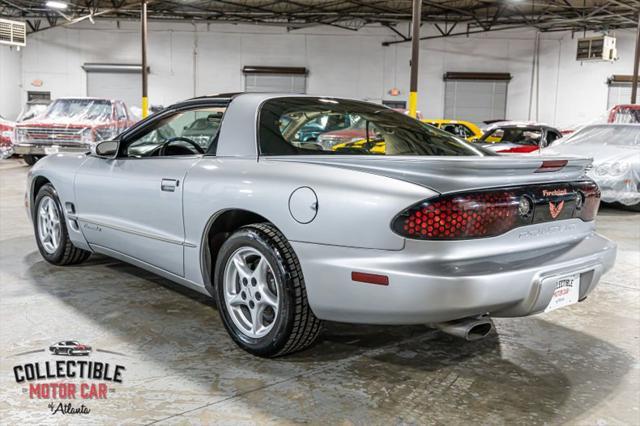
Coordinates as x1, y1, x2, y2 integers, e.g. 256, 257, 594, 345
223, 247, 279, 339
37, 196, 61, 254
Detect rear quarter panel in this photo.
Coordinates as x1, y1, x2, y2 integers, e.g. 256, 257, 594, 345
181, 157, 436, 284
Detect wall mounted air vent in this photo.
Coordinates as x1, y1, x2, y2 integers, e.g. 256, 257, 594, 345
0, 18, 26, 47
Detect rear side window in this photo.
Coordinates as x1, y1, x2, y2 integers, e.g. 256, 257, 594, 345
259, 97, 490, 156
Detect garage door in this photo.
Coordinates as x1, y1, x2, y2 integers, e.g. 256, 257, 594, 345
84, 64, 141, 110
243, 66, 307, 94
444, 72, 510, 125
607, 84, 633, 109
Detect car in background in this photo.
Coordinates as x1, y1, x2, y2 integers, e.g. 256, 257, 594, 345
0, 115, 14, 159
476, 121, 563, 154
541, 124, 640, 211
608, 104, 640, 124
14, 97, 136, 165
49, 341, 92, 356
423, 119, 483, 141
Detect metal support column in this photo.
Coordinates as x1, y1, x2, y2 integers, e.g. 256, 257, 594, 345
408, 0, 422, 118
631, 13, 640, 104
141, 0, 149, 118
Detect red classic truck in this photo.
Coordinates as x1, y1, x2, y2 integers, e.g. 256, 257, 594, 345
14, 97, 136, 165
0, 115, 14, 159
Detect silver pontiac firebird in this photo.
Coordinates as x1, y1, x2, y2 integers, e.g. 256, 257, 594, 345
27, 93, 617, 357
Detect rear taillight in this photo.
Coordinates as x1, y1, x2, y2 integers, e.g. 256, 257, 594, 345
392, 190, 525, 240
573, 180, 600, 221
392, 181, 601, 240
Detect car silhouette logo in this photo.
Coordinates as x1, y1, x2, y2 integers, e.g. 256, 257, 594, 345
49, 341, 92, 356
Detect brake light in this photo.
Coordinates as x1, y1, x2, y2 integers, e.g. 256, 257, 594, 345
392, 190, 525, 240
573, 180, 600, 221
392, 181, 600, 240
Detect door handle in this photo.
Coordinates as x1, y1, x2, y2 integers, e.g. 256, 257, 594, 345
161, 178, 180, 192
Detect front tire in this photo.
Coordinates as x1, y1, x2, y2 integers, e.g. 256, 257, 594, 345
215, 223, 321, 357
34, 184, 91, 265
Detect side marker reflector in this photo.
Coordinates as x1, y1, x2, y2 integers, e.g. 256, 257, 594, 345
352, 272, 389, 286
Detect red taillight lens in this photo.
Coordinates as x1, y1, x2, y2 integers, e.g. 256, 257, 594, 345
392, 181, 600, 240
392, 190, 525, 240
573, 180, 600, 221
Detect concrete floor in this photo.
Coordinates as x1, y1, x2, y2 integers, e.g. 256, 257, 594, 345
0, 157, 638, 425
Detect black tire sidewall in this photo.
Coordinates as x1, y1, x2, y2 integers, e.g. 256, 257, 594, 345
33, 184, 70, 264
215, 227, 296, 357
24, 155, 40, 166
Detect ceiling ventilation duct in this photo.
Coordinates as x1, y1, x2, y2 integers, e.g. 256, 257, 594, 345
0, 18, 26, 47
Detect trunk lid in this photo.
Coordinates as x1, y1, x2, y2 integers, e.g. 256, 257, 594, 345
268, 155, 592, 194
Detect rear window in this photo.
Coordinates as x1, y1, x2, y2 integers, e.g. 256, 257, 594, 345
258, 97, 490, 156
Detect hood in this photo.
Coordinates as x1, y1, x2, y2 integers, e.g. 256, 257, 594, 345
16, 117, 111, 128
267, 155, 592, 194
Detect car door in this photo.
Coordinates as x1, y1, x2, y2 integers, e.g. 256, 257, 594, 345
74, 105, 225, 276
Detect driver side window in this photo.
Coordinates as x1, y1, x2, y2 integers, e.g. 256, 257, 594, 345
126, 107, 226, 158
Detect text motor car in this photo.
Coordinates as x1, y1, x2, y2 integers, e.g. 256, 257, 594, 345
27, 94, 616, 357
541, 123, 640, 211
14, 97, 136, 165
476, 121, 564, 153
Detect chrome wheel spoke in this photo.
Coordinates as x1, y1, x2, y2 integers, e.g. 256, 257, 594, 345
227, 292, 245, 307
251, 303, 266, 335
259, 283, 278, 310
232, 255, 253, 280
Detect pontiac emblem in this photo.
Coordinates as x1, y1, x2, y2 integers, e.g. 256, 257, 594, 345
543, 188, 568, 219
549, 200, 564, 219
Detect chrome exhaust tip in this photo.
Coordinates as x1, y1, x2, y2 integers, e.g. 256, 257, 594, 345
432, 316, 494, 341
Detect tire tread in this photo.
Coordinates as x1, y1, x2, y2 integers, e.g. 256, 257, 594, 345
242, 223, 321, 357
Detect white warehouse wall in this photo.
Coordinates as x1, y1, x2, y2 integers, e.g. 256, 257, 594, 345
0, 46, 22, 120
1, 20, 637, 127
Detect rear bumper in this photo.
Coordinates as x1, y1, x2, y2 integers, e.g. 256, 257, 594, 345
14, 143, 90, 156
293, 220, 616, 324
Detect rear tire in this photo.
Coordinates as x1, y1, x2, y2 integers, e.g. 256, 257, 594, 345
215, 223, 321, 357
34, 184, 91, 266
23, 155, 42, 166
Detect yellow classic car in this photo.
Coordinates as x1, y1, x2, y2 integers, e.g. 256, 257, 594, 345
422, 119, 483, 141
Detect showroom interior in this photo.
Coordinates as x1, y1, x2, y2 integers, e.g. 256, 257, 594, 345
0, 0, 639, 424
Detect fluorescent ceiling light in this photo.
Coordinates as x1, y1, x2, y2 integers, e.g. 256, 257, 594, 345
46, 1, 68, 9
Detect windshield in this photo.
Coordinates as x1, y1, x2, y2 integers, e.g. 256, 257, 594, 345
259, 98, 491, 156
480, 127, 542, 145
17, 103, 49, 122
45, 99, 112, 121
560, 125, 640, 147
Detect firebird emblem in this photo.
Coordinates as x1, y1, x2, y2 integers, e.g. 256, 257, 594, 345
549, 200, 564, 219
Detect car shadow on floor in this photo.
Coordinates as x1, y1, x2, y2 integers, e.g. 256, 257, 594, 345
19, 250, 636, 424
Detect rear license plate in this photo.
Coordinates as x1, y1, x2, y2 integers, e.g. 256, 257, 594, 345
45, 145, 59, 155
545, 273, 580, 313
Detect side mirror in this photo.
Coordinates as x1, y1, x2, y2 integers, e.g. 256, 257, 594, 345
91, 140, 119, 158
